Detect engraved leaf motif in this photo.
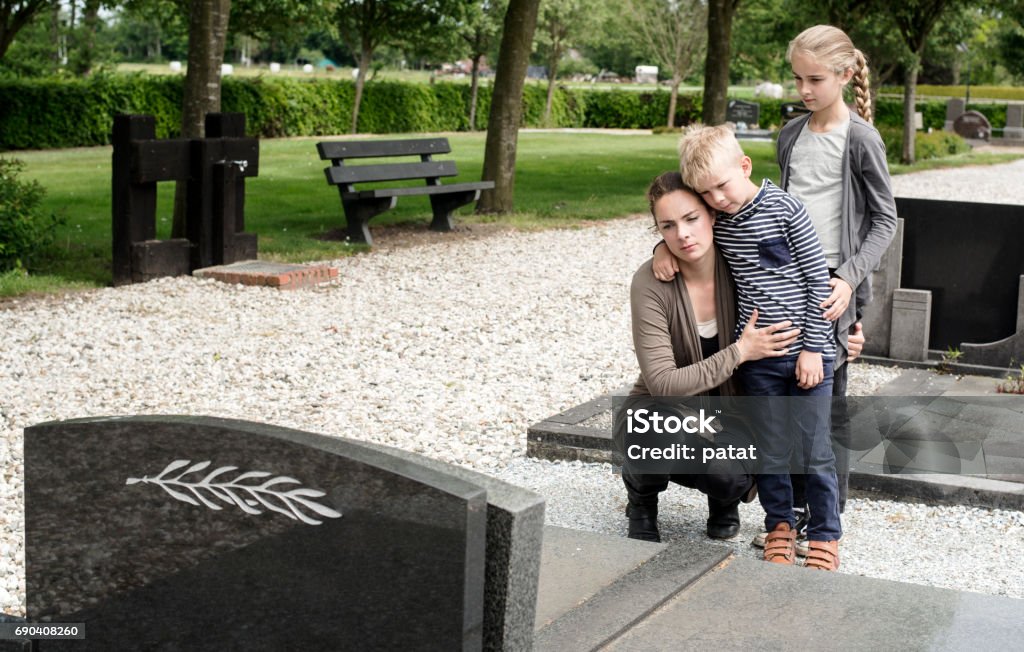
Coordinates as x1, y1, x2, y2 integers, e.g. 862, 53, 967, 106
125, 460, 342, 525
155, 460, 192, 479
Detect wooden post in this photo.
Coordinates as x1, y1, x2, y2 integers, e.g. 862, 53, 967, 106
111, 115, 157, 285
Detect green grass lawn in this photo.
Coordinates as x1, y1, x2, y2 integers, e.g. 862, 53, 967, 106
7, 132, 1024, 298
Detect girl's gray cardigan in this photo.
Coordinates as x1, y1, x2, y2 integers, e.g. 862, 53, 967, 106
776, 112, 898, 365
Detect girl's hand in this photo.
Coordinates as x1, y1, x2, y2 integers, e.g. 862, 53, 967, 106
820, 277, 853, 321
795, 350, 824, 389
736, 309, 800, 363
847, 322, 865, 362
652, 241, 679, 282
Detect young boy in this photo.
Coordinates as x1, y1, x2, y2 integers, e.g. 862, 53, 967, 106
655, 124, 841, 570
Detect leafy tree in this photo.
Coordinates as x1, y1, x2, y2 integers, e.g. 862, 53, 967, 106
478, 0, 540, 213
887, 0, 957, 163
111, 1, 189, 61
0, 6, 59, 76
459, 0, 506, 129
579, 0, 649, 76
335, 0, 466, 134
535, 0, 591, 125
625, 0, 706, 128
998, 24, 1024, 81
0, 0, 53, 61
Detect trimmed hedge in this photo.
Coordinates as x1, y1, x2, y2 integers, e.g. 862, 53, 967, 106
0, 75, 1010, 151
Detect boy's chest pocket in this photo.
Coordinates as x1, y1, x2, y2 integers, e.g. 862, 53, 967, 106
758, 236, 792, 268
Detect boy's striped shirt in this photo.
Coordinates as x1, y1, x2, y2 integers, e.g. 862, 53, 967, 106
713, 179, 836, 358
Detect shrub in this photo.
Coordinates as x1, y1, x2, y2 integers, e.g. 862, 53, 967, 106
0, 158, 63, 271
876, 126, 969, 163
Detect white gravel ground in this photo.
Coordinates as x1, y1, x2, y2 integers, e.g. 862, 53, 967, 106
1, 156, 1023, 617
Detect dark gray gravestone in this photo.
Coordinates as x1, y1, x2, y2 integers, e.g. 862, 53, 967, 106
352, 441, 545, 652
1006, 103, 1024, 140
860, 218, 903, 358
944, 98, 966, 131
726, 100, 760, 127
953, 110, 991, 140
24, 416, 487, 651
896, 197, 1024, 349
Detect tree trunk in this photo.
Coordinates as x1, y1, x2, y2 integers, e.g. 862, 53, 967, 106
702, 0, 738, 125
667, 74, 681, 128
351, 43, 372, 134
478, 0, 541, 214
172, 0, 232, 239
75, 0, 101, 76
469, 54, 482, 130
544, 54, 559, 126
901, 52, 920, 165
49, 1, 61, 65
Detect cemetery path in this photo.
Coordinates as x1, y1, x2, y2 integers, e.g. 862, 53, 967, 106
891, 156, 1024, 204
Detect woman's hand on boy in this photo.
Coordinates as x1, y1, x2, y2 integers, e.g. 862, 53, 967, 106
736, 309, 800, 363
795, 350, 824, 389
652, 241, 680, 281
820, 277, 853, 321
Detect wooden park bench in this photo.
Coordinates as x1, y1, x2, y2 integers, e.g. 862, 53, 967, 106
317, 137, 494, 245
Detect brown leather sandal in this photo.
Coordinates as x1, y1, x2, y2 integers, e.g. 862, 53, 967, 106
763, 523, 796, 565
803, 540, 840, 571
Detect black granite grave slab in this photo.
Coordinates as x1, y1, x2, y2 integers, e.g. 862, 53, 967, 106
24, 416, 487, 651
601, 555, 1024, 650
349, 440, 546, 652
896, 197, 1024, 349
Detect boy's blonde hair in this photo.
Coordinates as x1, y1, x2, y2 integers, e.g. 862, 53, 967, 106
676, 124, 745, 190
787, 24, 872, 123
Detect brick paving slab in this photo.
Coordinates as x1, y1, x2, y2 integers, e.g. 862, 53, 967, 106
193, 261, 338, 290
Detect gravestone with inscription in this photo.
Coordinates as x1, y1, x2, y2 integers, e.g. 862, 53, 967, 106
726, 100, 760, 128
780, 102, 811, 125
953, 110, 991, 141
23, 416, 542, 650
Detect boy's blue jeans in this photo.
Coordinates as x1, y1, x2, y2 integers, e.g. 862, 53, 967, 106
740, 356, 842, 542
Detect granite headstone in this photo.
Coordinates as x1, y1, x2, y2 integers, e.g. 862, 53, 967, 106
944, 98, 966, 131
953, 110, 991, 141
24, 416, 489, 650
726, 100, 760, 128
1005, 103, 1024, 140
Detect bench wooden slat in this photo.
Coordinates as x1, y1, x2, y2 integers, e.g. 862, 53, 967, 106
317, 138, 452, 160
326, 161, 457, 185
344, 181, 495, 199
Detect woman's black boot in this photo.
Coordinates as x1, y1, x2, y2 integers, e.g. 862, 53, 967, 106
626, 503, 661, 543
706, 495, 741, 540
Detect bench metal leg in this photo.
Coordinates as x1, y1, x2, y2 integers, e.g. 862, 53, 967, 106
341, 196, 396, 246
429, 190, 481, 232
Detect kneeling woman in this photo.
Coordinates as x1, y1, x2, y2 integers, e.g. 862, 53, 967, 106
618, 172, 798, 542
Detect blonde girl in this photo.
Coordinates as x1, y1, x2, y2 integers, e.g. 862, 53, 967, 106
776, 26, 897, 532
